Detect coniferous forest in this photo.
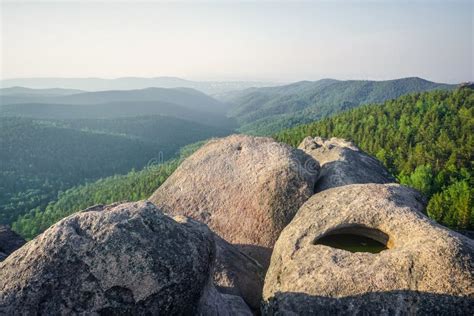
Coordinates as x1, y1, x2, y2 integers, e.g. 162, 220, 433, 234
276, 87, 473, 230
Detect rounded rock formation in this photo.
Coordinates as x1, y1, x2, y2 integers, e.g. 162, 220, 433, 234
150, 134, 319, 267
298, 136, 395, 192
0, 225, 25, 262
0, 201, 250, 315
263, 183, 474, 315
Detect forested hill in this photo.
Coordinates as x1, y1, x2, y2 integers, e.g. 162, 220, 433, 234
0, 117, 230, 227
0, 101, 234, 128
12, 142, 202, 240
0, 85, 235, 229
276, 87, 473, 229
1, 87, 227, 114
224, 77, 454, 135
0, 86, 236, 128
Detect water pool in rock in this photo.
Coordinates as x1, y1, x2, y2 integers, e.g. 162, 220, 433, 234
315, 233, 388, 253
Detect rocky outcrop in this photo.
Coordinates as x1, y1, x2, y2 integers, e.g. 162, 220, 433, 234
150, 134, 319, 267
298, 137, 395, 192
263, 183, 474, 315
0, 201, 251, 315
174, 215, 264, 311
0, 225, 25, 262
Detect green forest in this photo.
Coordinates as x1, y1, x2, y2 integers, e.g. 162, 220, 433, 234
12, 142, 202, 239
0, 116, 228, 228
225, 77, 453, 135
276, 88, 473, 230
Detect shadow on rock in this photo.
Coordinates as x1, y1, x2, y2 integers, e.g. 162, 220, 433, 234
235, 244, 273, 270
263, 291, 474, 316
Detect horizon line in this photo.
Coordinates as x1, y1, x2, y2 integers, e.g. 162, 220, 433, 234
0, 76, 467, 86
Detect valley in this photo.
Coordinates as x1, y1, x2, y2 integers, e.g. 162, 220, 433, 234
0, 85, 235, 228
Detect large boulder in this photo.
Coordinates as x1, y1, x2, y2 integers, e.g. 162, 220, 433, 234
263, 184, 474, 315
0, 225, 25, 262
0, 201, 250, 315
298, 137, 395, 192
150, 134, 319, 267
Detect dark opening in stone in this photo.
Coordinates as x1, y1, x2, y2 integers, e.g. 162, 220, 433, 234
314, 225, 390, 254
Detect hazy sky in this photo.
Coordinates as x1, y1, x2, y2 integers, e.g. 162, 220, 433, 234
1, 0, 472, 83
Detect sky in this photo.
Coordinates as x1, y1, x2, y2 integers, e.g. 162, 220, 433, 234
1, 0, 473, 83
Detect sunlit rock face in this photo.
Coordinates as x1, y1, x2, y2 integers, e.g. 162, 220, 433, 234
298, 136, 395, 192
263, 183, 474, 315
150, 134, 319, 268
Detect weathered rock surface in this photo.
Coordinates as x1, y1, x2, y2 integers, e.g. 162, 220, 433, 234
0, 225, 25, 262
298, 136, 395, 192
174, 215, 264, 311
0, 201, 250, 315
198, 282, 253, 316
263, 183, 474, 315
150, 134, 319, 267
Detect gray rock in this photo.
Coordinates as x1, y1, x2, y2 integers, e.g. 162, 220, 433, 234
263, 184, 474, 315
198, 282, 253, 316
150, 134, 319, 267
263, 291, 474, 316
174, 215, 264, 311
0, 225, 25, 262
0, 201, 247, 315
298, 137, 395, 192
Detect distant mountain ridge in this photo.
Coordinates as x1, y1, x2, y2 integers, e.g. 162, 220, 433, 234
0, 86, 237, 128
0, 86, 85, 96
222, 77, 456, 134
0, 77, 279, 95
0, 86, 227, 112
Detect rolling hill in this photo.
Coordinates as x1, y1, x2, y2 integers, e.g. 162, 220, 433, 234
0, 77, 278, 95
0, 87, 228, 114
222, 77, 455, 134
0, 85, 237, 129
0, 100, 235, 128
0, 86, 85, 96
0, 116, 230, 227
